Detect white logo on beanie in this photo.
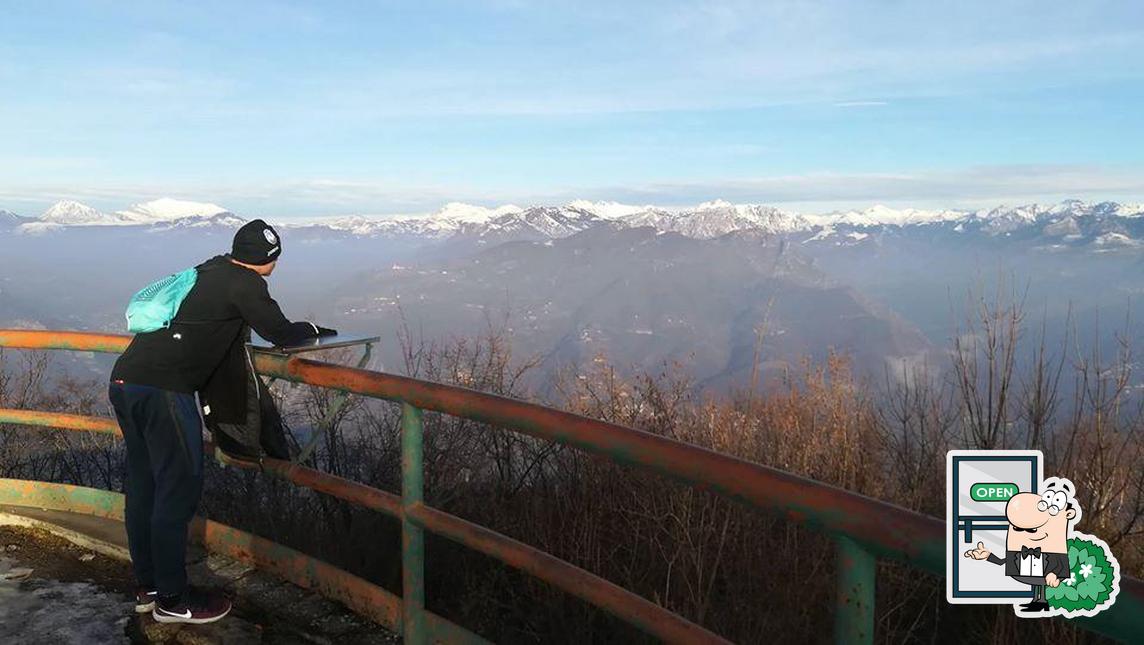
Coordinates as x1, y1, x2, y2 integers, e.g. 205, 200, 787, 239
263, 228, 278, 245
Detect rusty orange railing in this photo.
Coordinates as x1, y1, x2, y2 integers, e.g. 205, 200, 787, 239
0, 330, 1141, 643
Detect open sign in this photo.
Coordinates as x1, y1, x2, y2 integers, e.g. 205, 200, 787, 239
970, 482, 1018, 502
948, 451, 1042, 603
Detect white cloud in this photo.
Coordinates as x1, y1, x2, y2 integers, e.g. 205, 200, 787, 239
2, 164, 1142, 218
596, 165, 1144, 211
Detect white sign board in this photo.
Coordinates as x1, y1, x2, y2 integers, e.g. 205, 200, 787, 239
946, 450, 1042, 603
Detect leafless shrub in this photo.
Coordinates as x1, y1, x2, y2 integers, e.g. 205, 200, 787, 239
951, 275, 1027, 449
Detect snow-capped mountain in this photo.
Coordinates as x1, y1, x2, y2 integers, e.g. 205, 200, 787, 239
116, 198, 232, 224
965, 200, 1144, 235
289, 202, 526, 238
433, 201, 525, 225
967, 203, 1046, 234
285, 199, 804, 241
146, 212, 247, 231
0, 210, 28, 227
17, 198, 243, 233
474, 205, 605, 240
618, 199, 808, 238
5, 197, 1144, 251
283, 203, 600, 241
40, 200, 110, 225
804, 200, 1143, 232
341, 198, 808, 242
809, 204, 965, 227
799, 199, 1144, 250
309, 198, 1141, 245
568, 200, 656, 219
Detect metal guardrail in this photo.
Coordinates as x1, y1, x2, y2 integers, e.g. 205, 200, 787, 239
0, 330, 1141, 643
0, 477, 479, 643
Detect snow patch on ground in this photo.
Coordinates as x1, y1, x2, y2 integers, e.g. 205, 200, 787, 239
0, 555, 131, 643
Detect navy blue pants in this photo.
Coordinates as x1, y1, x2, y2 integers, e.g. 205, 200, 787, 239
109, 382, 204, 598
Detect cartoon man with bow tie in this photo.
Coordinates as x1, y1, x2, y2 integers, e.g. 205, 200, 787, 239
964, 476, 1077, 613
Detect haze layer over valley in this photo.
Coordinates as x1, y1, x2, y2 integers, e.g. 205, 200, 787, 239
2, 197, 1141, 393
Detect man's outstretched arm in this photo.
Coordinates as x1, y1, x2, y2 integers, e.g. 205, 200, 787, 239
234, 278, 331, 347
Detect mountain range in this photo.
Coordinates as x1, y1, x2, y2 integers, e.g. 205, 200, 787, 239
10, 198, 243, 233
2, 195, 1140, 392
6, 198, 1142, 251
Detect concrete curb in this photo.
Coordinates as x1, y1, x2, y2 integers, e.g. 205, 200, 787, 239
0, 510, 131, 561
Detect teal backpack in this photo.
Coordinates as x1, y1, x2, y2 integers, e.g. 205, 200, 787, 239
125, 268, 198, 333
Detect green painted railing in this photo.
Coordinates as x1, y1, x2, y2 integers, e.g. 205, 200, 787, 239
0, 330, 1141, 644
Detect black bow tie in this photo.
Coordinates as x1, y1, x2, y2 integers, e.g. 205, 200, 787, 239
1020, 546, 1042, 559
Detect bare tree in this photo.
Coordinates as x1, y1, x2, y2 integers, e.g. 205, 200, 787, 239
951, 274, 1026, 448
1018, 306, 1070, 450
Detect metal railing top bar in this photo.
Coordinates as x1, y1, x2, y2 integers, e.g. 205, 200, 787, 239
0, 329, 130, 354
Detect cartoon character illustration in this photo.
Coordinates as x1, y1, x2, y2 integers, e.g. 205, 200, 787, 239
962, 475, 1120, 617
964, 477, 1074, 612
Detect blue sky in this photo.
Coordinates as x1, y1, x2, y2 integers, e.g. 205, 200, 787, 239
1, 0, 1142, 217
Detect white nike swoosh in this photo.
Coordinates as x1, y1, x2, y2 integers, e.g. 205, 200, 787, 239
160, 608, 193, 619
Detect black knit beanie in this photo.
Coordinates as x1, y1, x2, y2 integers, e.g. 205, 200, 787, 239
231, 219, 281, 265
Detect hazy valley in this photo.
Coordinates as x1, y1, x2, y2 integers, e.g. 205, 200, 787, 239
2, 197, 1141, 394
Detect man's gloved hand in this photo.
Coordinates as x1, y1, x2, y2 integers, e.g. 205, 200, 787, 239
316, 325, 338, 337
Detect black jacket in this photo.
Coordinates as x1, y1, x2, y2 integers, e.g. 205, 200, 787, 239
112, 255, 317, 392
112, 256, 318, 457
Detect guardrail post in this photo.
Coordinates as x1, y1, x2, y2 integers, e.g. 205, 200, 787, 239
834, 536, 874, 645
401, 403, 427, 644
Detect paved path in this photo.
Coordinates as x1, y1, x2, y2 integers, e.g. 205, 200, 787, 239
0, 507, 398, 644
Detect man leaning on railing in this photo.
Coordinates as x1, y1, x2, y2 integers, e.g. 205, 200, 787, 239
108, 220, 336, 624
